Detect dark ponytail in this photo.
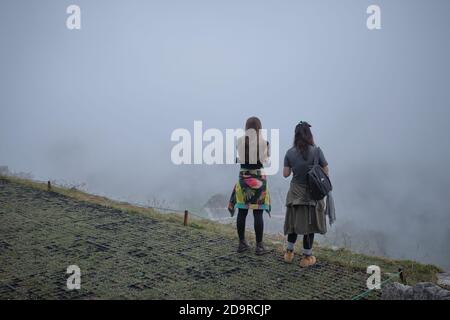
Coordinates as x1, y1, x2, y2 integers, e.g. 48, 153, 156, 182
293, 121, 315, 159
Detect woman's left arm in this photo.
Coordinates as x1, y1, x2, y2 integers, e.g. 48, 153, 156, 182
283, 151, 291, 177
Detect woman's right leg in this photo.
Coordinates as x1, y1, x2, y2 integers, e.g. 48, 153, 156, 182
299, 233, 316, 267
253, 209, 264, 243
302, 233, 315, 256
253, 209, 269, 255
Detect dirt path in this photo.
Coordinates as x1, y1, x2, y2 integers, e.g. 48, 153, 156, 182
0, 179, 372, 299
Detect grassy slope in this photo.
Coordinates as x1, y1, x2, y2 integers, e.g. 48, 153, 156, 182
0, 174, 442, 286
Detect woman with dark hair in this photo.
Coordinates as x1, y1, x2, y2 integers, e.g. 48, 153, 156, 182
282, 121, 330, 267
228, 117, 271, 255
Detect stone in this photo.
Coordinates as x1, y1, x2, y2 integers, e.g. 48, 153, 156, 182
382, 281, 450, 300
382, 282, 413, 300
437, 273, 450, 290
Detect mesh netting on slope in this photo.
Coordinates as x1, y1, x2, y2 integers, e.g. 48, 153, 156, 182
0, 179, 383, 300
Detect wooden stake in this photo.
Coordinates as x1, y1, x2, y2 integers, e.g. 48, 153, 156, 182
184, 210, 188, 226
399, 268, 406, 284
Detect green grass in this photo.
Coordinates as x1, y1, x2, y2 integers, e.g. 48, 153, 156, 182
0, 174, 442, 293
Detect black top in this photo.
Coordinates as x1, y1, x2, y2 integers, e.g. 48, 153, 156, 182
238, 141, 269, 170
240, 162, 264, 170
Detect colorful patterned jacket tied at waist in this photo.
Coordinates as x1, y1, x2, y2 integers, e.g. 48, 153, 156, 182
228, 169, 271, 217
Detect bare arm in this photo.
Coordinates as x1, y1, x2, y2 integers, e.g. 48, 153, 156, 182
322, 165, 329, 176
283, 166, 291, 178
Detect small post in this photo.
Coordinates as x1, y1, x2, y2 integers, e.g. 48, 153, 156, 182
399, 268, 406, 284
184, 210, 189, 226
47, 180, 52, 191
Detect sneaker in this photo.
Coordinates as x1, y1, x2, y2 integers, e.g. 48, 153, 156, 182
237, 240, 250, 253
284, 250, 295, 263
299, 255, 316, 268
255, 242, 269, 256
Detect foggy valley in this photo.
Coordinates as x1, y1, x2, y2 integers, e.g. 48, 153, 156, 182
1, 0, 450, 271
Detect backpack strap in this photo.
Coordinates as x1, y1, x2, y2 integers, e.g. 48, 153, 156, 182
313, 146, 320, 166
306, 147, 320, 213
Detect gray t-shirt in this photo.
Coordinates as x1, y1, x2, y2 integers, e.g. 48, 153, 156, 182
284, 145, 328, 185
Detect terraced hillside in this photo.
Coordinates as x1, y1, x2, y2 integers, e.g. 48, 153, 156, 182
0, 177, 439, 299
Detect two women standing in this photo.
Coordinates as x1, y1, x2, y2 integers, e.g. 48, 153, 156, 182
228, 117, 332, 267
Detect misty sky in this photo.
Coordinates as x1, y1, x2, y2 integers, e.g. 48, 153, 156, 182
1, 0, 450, 269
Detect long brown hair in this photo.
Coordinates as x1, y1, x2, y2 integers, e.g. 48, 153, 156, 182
245, 116, 262, 132
244, 116, 263, 164
294, 121, 315, 159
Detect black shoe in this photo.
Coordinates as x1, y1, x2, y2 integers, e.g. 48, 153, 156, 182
255, 242, 270, 256
237, 240, 250, 253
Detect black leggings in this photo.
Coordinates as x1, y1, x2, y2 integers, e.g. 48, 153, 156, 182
237, 208, 264, 243
287, 233, 315, 250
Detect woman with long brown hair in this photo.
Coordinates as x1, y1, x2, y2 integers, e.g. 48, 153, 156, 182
282, 121, 331, 267
228, 117, 271, 255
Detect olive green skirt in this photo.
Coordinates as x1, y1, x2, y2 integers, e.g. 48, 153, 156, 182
283, 200, 327, 235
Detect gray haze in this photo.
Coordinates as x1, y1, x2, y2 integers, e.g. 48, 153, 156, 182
1, 1, 449, 269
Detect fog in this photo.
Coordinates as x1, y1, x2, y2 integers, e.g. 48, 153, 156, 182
1, 0, 449, 270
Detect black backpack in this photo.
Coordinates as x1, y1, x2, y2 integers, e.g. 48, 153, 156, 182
307, 147, 332, 200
